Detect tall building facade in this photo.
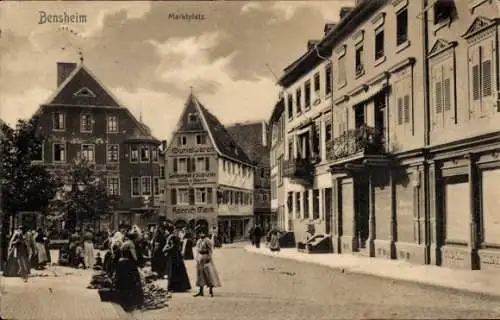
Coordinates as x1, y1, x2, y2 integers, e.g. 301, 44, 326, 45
28, 61, 164, 231
269, 97, 286, 230
275, 0, 500, 270
227, 121, 273, 231
165, 94, 255, 239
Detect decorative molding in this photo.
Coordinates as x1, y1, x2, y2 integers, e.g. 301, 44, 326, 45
388, 57, 416, 74
352, 30, 364, 45
396, 40, 411, 54
366, 71, 390, 87
334, 95, 349, 105
374, 55, 386, 67
335, 44, 347, 57
348, 84, 369, 97
371, 12, 386, 29
468, 0, 494, 14
461, 16, 499, 40
428, 39, 457, 59
392, 0, 408, 12
74, 87, 96, 98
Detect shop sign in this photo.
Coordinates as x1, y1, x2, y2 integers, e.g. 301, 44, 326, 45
169, 171, 216, 181
171, 147, 215, 154
172, 206, 215, 214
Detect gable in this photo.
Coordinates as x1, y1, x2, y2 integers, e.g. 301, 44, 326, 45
174, 97, 205, 132
47, 67, 120, 107
461, 16, 498, 40
428, 39, 457, 58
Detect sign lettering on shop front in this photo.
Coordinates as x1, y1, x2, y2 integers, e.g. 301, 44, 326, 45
171, 147, 215, 154
172, 206, 215, 214
169, 171, 216, 180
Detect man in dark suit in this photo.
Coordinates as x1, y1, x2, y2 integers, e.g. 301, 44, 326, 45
253, 225, 263, 248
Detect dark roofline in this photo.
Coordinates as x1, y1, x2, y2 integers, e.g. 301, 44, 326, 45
269, 97, 284, 124
278, 0, 383, 87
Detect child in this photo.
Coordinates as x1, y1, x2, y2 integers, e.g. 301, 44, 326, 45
94, 252, 103, 270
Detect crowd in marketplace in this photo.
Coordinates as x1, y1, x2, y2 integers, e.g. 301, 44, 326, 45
4, 222, 222, 312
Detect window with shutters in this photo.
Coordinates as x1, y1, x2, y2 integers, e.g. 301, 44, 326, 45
395, 77, 412, 130
131, 177, 140, 197
177, 158, 187, 173
141, 176, 151, 196
130, 145, 139, 163
195, 188, 207, 204
196, 157, 210, 172
338, 55, 346, 87
431, 55, 455, 129
468, 39, 496, 118
177, 188, 189, 205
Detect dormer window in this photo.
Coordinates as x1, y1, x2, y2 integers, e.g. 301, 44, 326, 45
434, 0, 455, 25
178, 135, 187, 146
188, 112, 198, 123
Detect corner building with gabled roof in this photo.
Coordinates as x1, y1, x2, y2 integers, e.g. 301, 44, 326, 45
165, 94, 255, 239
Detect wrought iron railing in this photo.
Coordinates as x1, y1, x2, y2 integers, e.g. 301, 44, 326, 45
283, 157, 314, 180
326, 125, 385, 161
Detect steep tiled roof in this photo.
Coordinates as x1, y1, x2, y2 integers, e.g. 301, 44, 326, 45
226, 121, 269, 166
173, 94, 253, 166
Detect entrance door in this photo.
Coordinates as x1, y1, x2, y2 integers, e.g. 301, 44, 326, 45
324, 188, 332, 234
355, 176, 370, 249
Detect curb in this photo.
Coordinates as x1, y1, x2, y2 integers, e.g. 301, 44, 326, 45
244, 246, 500, 300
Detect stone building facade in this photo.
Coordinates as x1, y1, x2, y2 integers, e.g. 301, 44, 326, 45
273, 0, 500, 270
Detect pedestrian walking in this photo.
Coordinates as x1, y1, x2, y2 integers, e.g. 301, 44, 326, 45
162, 225, 174, 279
163, 229, 191, 293
253, 225, 263, 248
5, 228, 30, 281
182, 230, 194, 260
115, 242, 144, 312
193, 227, 221, 297
34, 228, 48, 269
83, 232, 95, 269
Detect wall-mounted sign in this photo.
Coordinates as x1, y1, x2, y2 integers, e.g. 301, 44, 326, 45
169, 172, 216, 180
171, 147, 215, 154
172, 206, 215, 214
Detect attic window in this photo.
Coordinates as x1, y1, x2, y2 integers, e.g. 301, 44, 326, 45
74, 87, 96, 98
433, 0, 455, 25
188, 112, 198, 123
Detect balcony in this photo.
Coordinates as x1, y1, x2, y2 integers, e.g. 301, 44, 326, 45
283, 157, 314, 184
326, 126, 385, 161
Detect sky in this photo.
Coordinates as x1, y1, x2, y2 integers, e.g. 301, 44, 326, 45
0, 1, 354, 141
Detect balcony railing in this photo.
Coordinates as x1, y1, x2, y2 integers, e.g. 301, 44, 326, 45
283, 157, 314, 182
326, 126, 385, 161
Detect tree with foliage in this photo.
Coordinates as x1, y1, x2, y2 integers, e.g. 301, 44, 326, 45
59, 158, 115, 231
0, 116, 62, 266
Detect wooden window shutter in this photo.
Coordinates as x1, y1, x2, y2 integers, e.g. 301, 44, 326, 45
207, 188, 213, 204
173, 158, 178, 172
171, 189, 177, 205
435, 81, 442, 114
482, 42, 493, 98
186, 158, 191, 172
404, 95, 410, 123
470, 47, 481, 101
192, 158, 196, 172
189, 188, 195, 205
443, 78, 451, 111
205, 157, 210, 171
397, 97, 403, 125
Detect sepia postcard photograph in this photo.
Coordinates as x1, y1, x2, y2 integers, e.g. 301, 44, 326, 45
1, 0, 500, 319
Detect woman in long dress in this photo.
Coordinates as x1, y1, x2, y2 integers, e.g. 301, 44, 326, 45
182, 231, 194, 260
83, 232, 95, 269
5, 229, 30, 281
150, 225, 167, 278
163, 230, 191, 292
25, 231, 37, 269
193, 228, 221, 297
114, 242, 144, 312
34, 228, 48, 269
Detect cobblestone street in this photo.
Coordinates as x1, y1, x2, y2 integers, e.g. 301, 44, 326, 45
2, 244, 500, 320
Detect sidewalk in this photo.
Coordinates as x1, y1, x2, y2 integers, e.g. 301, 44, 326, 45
245, 245, 500, 298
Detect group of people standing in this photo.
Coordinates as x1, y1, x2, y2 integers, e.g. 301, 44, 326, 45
59, 230, 97, 269
102, 223, 221, 312
4, 227, 51, 281
249, 224, 281, 252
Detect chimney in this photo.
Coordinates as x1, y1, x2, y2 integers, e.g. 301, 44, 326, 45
340, 7, 353, 19
57, 62, 77, 88
307, 40, 320, 50
324, 23, 336, 35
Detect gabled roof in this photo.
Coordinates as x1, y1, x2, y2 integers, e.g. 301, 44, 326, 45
226, 121, 269, 166
45, 64, 120, 107
169, 94, 254, 166
36, 62, 158, 141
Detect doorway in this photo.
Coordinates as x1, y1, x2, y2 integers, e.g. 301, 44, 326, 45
324, 188, 332, 234
354, 176, 369, 249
